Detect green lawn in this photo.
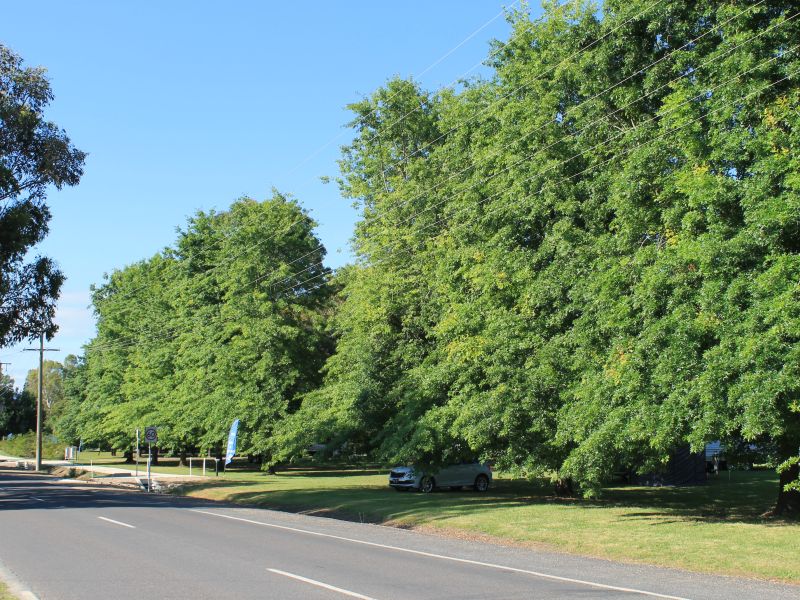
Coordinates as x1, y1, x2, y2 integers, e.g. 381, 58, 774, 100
0, 444, 219, 476
0, 580, 16, 600
174, 469, 800, 583
61, 451, 200, 476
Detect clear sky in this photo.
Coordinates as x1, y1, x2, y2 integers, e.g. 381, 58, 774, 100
1, 0, 537, 387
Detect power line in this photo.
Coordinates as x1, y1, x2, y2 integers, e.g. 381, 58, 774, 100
23, 334, 59, 471
84, 47, 799, 356
89, 39, 799, 352
273, 53, 799, 298
80, 4, 796, 355
260, 2, 784, 291
79, 3, 578, 330
281, 0, 526, 179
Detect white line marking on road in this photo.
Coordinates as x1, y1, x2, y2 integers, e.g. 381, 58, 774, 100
30, 497, 45, 502
192, 510, 690, 600
97, 516, 136, 529
268, 568, 377, 599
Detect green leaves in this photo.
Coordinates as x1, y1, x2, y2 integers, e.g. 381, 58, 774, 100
76, 194, 331, 461
295, 0, 800, 499
0, 44, 85, 344
65, 2, 800, 506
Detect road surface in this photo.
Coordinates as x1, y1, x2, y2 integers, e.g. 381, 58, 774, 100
0, 468, 796, 600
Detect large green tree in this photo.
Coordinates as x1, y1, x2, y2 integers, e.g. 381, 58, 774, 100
0, 45, 85, 345
23, 359, 64, 417
75, 194, 332, 466
48, 354, 87, 444
0, 374, 34, 434
288, 0, 800, 513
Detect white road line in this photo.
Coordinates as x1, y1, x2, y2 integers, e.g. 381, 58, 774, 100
97, 516, 136, 529
30, 497, 45, 502
268, 568, 377, 599
192, 510, 691, 600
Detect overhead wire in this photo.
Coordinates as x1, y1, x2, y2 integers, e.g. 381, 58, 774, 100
86, 39, 799, 354
281, 0, 525, 178
258, 0, 778, 290
88, 0, 649, 324
272, 48, 800, 297
90, 1, 528, 321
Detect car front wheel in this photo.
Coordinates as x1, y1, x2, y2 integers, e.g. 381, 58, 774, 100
420, 476, 435, 493
474, 474, 489, 492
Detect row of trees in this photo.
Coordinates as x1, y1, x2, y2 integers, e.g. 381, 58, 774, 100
50, 1, 800, 512
1, 358, 80, 438
52, 195, 333, 463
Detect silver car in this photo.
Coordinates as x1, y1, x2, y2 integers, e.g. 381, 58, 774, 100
388, 461, 492, 493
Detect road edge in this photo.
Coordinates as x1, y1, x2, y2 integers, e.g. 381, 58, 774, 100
0, 557, 39, 600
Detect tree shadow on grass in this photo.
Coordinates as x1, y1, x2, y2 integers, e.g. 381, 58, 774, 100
176, 469, 798, 527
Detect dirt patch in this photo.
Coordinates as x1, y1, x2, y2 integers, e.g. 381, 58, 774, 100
47, 466, 93, 480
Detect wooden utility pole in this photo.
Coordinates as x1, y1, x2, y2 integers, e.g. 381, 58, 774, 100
23, 334, 58, 472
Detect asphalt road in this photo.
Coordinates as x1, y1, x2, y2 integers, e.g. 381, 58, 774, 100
0, 469, 797, 600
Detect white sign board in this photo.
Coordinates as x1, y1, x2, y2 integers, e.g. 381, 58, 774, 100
144, 427, 158, 444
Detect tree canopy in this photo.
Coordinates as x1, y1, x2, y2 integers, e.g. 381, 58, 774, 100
65, 0, 800, 512
0, 373, 34, 435
0, 44, 85, 345
276, 0, 800, 510
62, 194, 332, 461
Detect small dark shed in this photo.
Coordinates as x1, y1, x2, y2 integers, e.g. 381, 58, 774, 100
634, 446, 707, 486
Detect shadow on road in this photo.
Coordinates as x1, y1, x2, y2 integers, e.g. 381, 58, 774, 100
0, 467, 222, 512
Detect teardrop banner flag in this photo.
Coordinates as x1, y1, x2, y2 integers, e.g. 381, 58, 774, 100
225, 419, 240, 466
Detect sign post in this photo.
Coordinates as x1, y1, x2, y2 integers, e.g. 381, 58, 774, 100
135, 428, 140, 477
144, 427, 157, 492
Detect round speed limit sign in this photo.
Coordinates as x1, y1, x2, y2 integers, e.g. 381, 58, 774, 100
144, 427, 158, 444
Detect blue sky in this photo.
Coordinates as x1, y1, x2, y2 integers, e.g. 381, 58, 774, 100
1, 1, 538, 386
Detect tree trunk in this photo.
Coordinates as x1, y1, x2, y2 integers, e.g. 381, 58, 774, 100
150, 445, 159, 466
179, 448, 188, 467
123, 448, 134, 464
776, 460, 800, 516
110, 449, 117, 457
554, 477, 574, 497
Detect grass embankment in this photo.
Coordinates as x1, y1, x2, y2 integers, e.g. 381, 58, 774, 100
175, 468, 799, 583
0, 580, 17, 600
0, 433, 62, 461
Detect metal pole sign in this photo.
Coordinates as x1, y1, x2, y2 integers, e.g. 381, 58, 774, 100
144, 427, 157, 444
144, 427, 156, 492
135, 428, 140, 477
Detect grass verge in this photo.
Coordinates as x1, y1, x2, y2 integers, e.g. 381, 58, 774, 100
0, 579, 16, 600
0, 433, 63, 461
173, 468, 800, 583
